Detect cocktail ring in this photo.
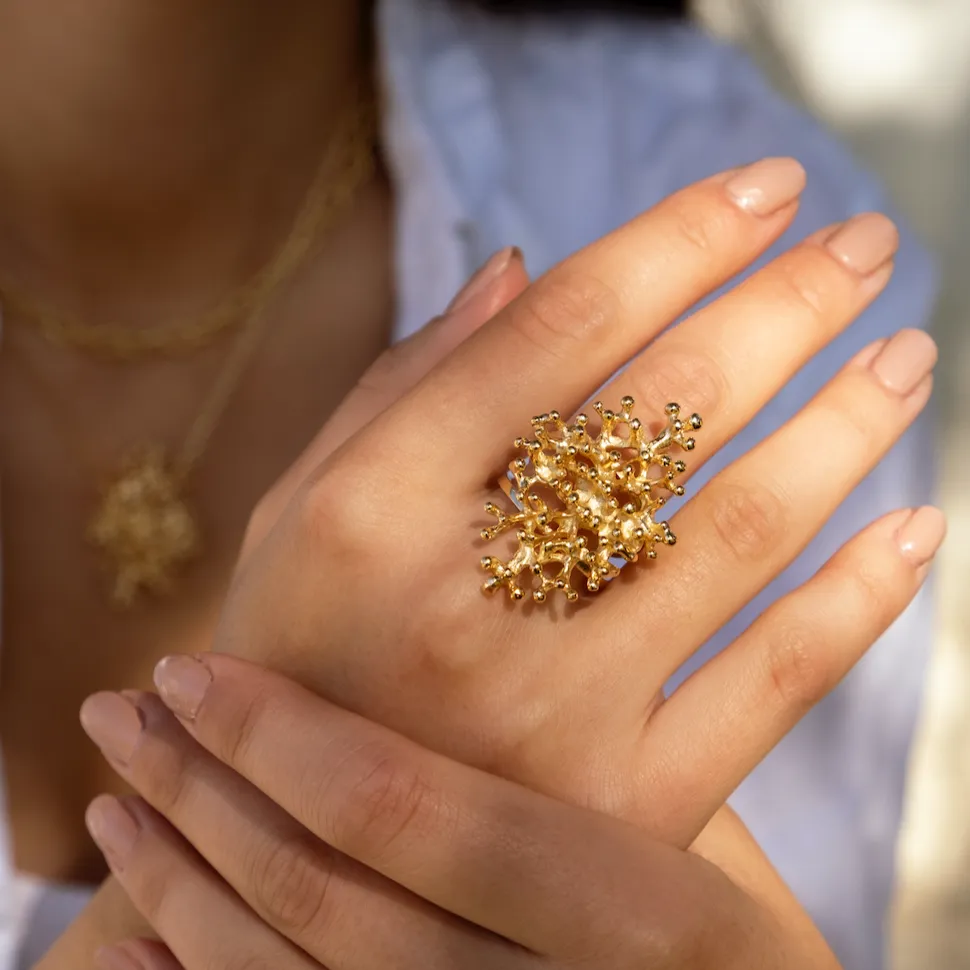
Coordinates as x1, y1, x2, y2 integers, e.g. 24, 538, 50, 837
480, 397, 702, 604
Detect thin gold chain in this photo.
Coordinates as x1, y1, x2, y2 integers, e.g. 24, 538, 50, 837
14, 93, 377, 479
176, 96, 377, 477
7, 92, 379, 605
0, 96, 377, 362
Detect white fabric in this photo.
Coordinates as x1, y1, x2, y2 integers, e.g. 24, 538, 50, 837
0, 1, 938, 967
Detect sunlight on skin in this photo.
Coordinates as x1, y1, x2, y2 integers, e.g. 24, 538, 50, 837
696, 4, 970, 965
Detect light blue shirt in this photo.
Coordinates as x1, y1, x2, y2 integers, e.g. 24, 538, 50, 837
383, 3, 937, 968
1, 1, 937, 967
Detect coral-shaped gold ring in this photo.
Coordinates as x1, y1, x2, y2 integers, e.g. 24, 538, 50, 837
480, 398, 701, 603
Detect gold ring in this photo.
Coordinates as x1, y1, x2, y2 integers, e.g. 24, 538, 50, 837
480, 398, 702, 604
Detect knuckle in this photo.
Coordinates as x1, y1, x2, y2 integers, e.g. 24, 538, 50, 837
299, 469, 345, 543
762, 547, 912, 713
509, 270, 620, 356
709, 479, 788, 562
217, 682, 275, 771
815, 389, 876, 458
248, 834, 338, 938
331, 743, 439, 862
298, 469, 372, 560
125, 711, 193, 818
137, 748, 191, 819
628, 346, 727, 423
771, 249, 851, 323
122, 832, 175, 928
763, 620, 827, 710
668, 195, 736, 255
299, 458, 396, 565
776, 254, 831, 317
129, 865, 170, 926
829, 552, 904, 630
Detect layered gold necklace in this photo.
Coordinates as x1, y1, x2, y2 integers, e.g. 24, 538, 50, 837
3, 93, 377, 607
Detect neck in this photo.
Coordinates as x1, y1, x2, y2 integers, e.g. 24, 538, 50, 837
0, 0, 369, 324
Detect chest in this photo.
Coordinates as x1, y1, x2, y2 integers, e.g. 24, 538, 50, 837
0, 192, 395, 882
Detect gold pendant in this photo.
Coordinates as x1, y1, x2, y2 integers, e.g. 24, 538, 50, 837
87, 446, 200, 607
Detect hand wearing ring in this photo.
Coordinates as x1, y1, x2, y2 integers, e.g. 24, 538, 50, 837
201, 159, 940, 850
82, 159, 944, 963
85, 656, 837, 970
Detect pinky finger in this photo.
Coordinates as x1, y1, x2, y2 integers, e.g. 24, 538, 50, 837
96, 939, 184, 970
644, 505, 946, 828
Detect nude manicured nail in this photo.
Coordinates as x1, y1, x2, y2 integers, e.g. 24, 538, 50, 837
825, 213, 899, 275
447, 246, 521, 312
896, 506, 947, 567
95, 945, 143, 970
80, 692, 143, 765
725, 157, 807, 216
85, 795, 139, 872
869, 329, 938, 395
153, 655, 212, 721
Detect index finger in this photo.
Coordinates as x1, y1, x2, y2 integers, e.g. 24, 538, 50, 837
240, 251, 531, 564
152, 653, 700, 956
403, 157, 807, 481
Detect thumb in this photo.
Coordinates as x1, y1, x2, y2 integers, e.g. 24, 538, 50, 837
690, 806, 840, 967
240, 247, 529, 564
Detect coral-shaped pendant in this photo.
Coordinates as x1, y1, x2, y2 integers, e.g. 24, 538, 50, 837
88, 446, 200, 607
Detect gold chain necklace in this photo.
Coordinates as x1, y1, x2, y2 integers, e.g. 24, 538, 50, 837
7, 94, 377, 607
0, 96, 376, 362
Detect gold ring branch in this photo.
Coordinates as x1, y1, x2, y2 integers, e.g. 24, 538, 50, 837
481, 398, 702, 604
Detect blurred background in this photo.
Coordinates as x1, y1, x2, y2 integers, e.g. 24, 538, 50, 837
692, 1, 970, 966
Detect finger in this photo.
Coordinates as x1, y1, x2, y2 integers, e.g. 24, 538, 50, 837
618, 328, 936, 685
242, 247, 529, 561
81, 692, 523, 970
645, 505, 945, 844
97, 939, 183, 970
149, 653, 707, 956
690, 807, 840, 969
592, 212, 898, 483
400, 158, 807, 481
84, 795, 318, 970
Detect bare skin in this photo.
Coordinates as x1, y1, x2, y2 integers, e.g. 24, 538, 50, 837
0, 0, 387, 884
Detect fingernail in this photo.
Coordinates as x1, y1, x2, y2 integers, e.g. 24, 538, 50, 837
447, 246, 521, 312
825, 212, 899, 275
725, 157, 807, 216
896, 506, 947, 567
869, 328, 938, 395
80, 693, 144, 766
153, 655, 212, 721
85, 796, 139, 873
95, 944, 143, 970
